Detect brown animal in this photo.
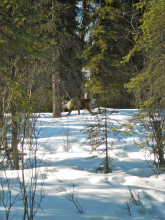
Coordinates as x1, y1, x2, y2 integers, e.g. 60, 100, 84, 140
61, 97, 92, 116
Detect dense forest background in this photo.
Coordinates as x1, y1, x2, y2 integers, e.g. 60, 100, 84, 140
0, 0, 165, 169
1, 0, 165, 115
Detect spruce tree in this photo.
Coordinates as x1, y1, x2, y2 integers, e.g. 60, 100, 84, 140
83, 0, 143, 108
0, 0, 44, 169
124, 0, 165, 166
36, 0, 84, 117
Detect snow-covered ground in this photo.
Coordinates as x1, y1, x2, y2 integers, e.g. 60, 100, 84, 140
1, 109, 165, 220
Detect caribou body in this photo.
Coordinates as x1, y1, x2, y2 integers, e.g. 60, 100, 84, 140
61, 97, 92, 116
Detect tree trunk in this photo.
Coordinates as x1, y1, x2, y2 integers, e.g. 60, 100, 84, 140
52, 48, 61, 118
11, 105, 19, 170
104, 108, 109, 173
10, 56, 19, 170
0, 99, 3, 153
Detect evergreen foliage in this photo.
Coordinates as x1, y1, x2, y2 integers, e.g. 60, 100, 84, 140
83, 0, 142, 108
124, 0, 165, 166
85, 108, 120, 173
0, 0, 45, 169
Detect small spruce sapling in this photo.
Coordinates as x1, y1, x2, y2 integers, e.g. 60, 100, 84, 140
84, 107, 120, 173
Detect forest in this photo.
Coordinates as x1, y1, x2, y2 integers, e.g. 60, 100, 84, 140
0, 1, 165, 219
0, 0, 165, 169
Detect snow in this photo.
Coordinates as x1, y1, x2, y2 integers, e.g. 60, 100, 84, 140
1, 109, 165, 220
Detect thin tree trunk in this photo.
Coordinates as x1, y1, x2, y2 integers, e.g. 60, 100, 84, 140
21, 116, 27, 220
52, 48, 61, 118
11, 102, 19, 170
0, 96, 3, 153
52, 0, 61, 118
104, 108, 109, 173
10, 56, 19, 170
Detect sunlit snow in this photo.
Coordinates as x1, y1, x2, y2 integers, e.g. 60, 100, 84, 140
1, 109, 165, 220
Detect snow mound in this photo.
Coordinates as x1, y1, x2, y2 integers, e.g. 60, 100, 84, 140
128, 168, 156, 177
112, 176, 126, 184
115, 150, 128, 157
128, 168, 145, 177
